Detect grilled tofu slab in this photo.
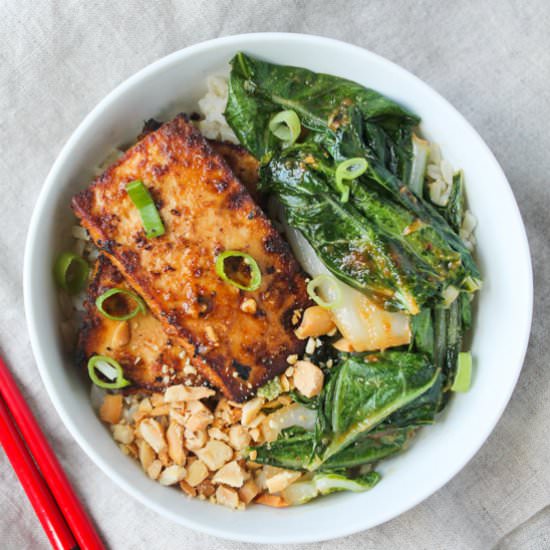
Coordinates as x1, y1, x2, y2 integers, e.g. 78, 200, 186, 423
72, 115, 309, 400
78, 255, 205, 390
77, 139, 259, 391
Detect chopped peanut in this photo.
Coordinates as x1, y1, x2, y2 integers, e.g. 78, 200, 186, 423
158, 448, 171, 467
295, 306, 335, 339
239, 479, 260, 504
208, 427, 229, 441
333, 338, 355, 352
138, 397, 153, 412
215, 399, 241, 425
240, 298, 257, 314
197, 480, 216, 498
147, 460, 162, 480
112, 423, 134, 444
150, 393, 165, 407
228, 424, 250, 451
241, 397, 265, 427
164, 384, 215, 403
159, 465, 187, 486
138, 440, 155, 471
212, 460, 246, 488
286, 354, 298, 365
166, 422, 186, 466
139, 418, 166, 453
186, 401, 214, 431
184, 428, 207, 451
169, 408, 187, 426
293, 360, 324, 398
185, 460, 209, 487
215, 485, 240, 510
99, 394, 123, 424
280, 375, 290, 392
196, 440, 233, 471
149, 404, 171, 417
179, 480, 197, 497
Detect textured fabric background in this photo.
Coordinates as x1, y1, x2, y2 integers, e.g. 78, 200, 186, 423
1, 1, 548, 548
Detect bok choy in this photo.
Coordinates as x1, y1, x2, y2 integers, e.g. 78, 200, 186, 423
225, 53, 481, 313
223, 53, 481, 501
248, 352, 438, 472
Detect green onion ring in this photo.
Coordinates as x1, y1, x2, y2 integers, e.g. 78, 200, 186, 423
335, 158, 369, 203
215, 250, 262, 291
269, 110, 301, 146
126, 180, 165, 238
54, 251, 90, 294
451, 352, 472, 392
95, 288, 146, 321
307, 274, 342, 309
87, 355, 131, 389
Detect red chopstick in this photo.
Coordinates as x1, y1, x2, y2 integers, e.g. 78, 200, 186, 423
0, 395, 77, 549
0, 354, 105, 550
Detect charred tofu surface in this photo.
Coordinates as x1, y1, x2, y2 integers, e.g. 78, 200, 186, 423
209, 141, 262, 205
78, 255, 205, 390
72, 115, 309, 401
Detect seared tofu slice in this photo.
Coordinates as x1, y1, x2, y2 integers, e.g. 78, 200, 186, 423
77, 139, 259, 392
72, 115, 309, 401
78, 255, 205, 390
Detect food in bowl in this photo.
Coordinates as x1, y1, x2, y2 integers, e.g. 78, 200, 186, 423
54, 53, 481, 510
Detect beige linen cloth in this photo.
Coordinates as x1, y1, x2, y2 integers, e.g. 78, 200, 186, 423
1, 1, 548, 548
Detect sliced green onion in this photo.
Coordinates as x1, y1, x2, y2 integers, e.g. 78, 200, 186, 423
335, 158, 369, 203
269, 110, 301, 146
307, 274, 342, 309
126, 180, 165, 238
54, 251, 90, 294
88, 355, 131, 389
95, 288, 146, 321
451, 351, 472, 392
215, 250, 262, 291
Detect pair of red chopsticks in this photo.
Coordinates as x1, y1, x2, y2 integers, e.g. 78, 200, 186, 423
0, 353, 105, 550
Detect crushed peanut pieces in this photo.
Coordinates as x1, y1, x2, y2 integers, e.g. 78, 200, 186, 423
99, 336, 329, 510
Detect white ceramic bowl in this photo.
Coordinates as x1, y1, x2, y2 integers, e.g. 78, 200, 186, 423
24, 33, 532, 543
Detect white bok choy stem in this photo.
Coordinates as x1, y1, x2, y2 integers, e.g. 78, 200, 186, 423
409, 134, 430, 197
283, 217, 411, 352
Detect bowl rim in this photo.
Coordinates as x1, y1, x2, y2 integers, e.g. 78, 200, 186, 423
23, 32, 533, 544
